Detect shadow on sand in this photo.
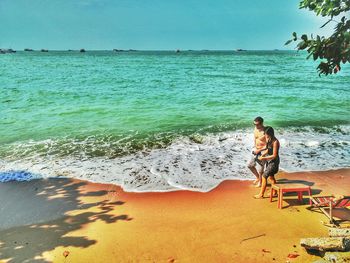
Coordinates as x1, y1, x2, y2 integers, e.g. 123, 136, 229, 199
0, 172, 132, 263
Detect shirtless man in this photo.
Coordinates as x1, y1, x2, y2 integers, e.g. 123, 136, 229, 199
247, 116, 267, 187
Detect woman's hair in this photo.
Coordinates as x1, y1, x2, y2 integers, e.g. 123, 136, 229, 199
264, 126, 275, 140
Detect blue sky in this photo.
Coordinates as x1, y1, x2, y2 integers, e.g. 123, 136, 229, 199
0, 0, 332, 50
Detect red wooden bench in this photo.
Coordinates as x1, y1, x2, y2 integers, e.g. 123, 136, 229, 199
270, 183, 312, 209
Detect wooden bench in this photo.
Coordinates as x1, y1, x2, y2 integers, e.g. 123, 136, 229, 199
270, 183, 312, 209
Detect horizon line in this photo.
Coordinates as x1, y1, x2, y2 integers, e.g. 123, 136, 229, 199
1, 48, 296, 52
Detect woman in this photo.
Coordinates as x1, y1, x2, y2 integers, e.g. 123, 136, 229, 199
254, 126, 280, 199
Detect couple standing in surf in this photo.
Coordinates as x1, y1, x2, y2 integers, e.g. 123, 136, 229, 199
247, 117, 280, 198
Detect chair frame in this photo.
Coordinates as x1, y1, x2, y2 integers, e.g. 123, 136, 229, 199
310, 196, 350, 225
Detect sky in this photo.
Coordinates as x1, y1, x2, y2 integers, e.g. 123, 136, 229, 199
0, 0, 333, 50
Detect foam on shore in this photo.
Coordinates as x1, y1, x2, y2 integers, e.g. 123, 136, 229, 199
0, 126, 349, 192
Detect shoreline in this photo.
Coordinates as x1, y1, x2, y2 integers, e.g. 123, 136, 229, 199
0, 168, 349, 262
81, 166, 350, 193
1, 166, 350, 193
46, 166, 350, 193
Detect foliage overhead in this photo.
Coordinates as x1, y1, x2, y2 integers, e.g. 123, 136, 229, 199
286, 0, 350, 75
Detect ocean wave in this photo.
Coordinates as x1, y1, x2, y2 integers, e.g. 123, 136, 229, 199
0, 125, 349, 192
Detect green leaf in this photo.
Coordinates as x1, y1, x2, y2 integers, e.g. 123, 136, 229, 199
301, 34, 308, 41
284, 39, 293, 45
320, 19, 332, 28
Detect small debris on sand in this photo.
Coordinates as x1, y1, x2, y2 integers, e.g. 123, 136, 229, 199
287, 253, 299, 258
240, 233, 266, 244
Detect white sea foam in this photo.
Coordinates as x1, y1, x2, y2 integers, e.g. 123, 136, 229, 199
0, 126, 349, 192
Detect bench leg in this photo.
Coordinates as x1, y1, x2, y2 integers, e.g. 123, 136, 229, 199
270, 188, 273, 203
278, 190, 283, 209
308, 188, 312, 205
298, 192, 303, 203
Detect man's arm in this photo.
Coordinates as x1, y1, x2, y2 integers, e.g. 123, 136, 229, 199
260, 149, 268, 156
252, 130, 259, 154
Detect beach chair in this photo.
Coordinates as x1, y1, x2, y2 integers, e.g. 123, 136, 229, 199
309, 195, 350, 225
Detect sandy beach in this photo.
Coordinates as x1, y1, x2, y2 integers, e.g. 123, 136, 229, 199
0, 169, 348, 262
2, 0, 350, 262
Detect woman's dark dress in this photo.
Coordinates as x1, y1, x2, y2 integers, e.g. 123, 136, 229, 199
263, 140, 280, 178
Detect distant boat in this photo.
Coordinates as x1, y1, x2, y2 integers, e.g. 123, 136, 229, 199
80, 49, 86, 52
40, 49, 48, 52
176, 49, 180, 53
0, 48, 16, 54
235, 49, 247, 52
24, 48, 34, 51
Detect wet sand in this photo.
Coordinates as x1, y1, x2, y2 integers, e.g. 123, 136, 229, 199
0, 169, 349, 262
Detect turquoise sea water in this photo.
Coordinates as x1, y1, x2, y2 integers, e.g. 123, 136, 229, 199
0, 51, 349, 191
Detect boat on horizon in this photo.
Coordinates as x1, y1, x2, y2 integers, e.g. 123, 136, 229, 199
0, 48, 16, 54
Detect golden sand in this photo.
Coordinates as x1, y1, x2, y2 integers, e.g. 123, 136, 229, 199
0, 169, 349, 262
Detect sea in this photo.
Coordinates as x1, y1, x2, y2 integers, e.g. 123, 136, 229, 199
0, 50, 349, 192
